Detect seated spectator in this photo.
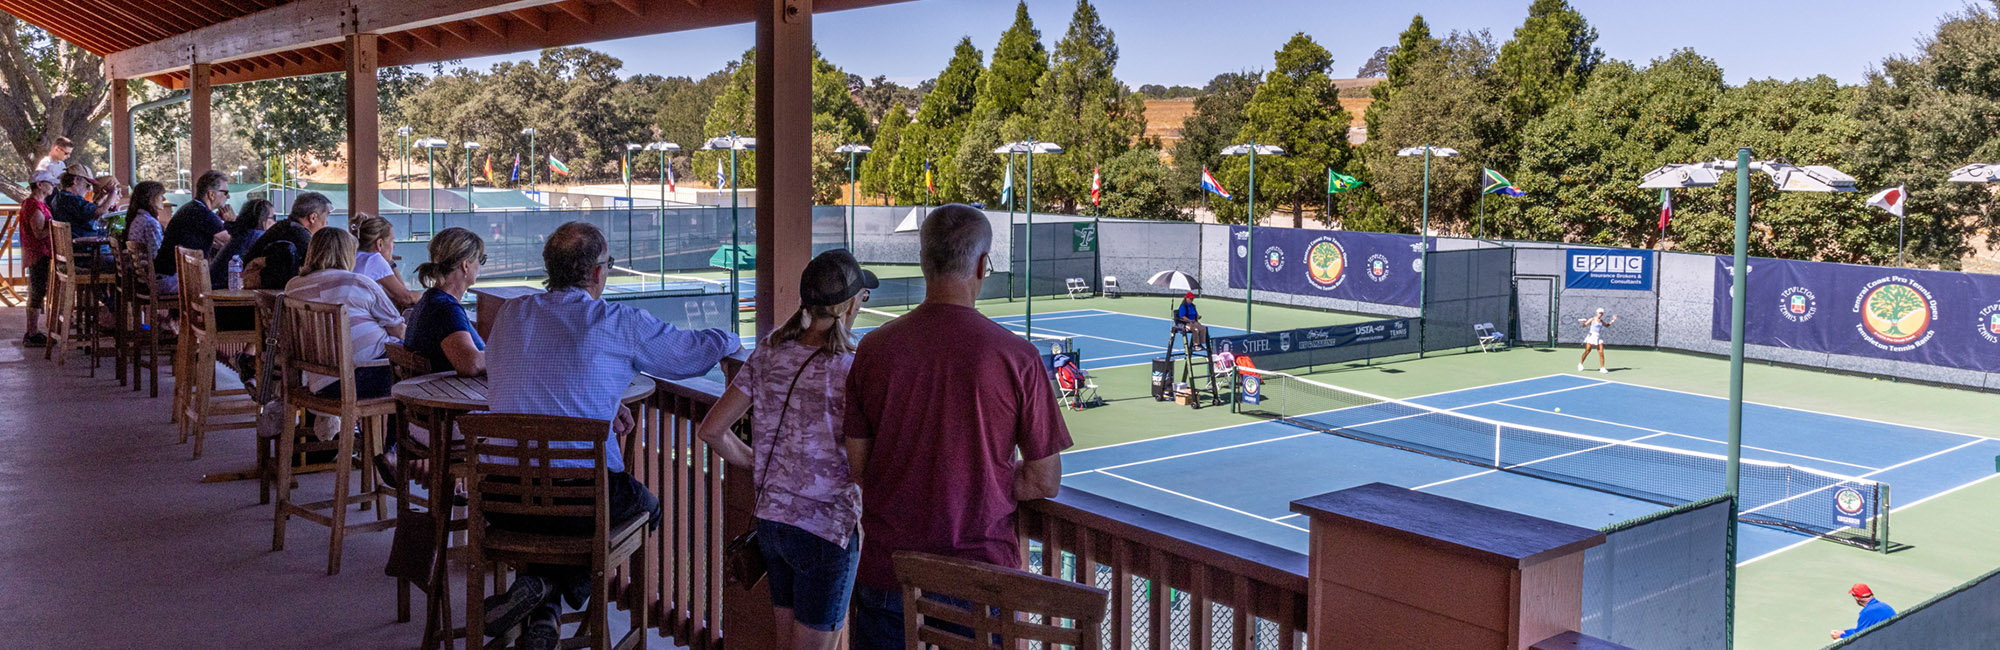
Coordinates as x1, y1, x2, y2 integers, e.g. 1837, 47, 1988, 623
210, 198, 275, 291
243, 192, 330, 290
283, 227, 405, 402
124, 181, 168, 268
1173, 292, 1209, 351
351, 215, 419, 310
696, 249, 877, 650
481, 221, 738, 650
18, 170, 56, 347
51, 164, 120, 240
403, 227, 486, 376
842, 204, 1072, 650
155, 170, 234, 292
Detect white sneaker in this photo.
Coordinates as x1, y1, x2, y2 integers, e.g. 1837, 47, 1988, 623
1598, 367, 1608, 374
1577, 364, 1585, 372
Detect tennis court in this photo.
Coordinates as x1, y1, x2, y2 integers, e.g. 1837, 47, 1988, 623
1061, 372, 2000, 563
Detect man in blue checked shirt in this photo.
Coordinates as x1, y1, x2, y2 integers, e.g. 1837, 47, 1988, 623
481, 220, 740, 649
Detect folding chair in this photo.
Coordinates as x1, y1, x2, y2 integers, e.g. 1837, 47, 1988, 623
1475, 322, 1507, 352
1065, 277, 1089, 299
1102, 275, 1118, 298
684, 300, 705, 329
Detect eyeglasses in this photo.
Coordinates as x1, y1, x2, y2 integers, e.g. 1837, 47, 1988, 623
599, 255, 616, 269
859, 288, 871, 303
218, 189, 231, 196
478, 254, 488, 265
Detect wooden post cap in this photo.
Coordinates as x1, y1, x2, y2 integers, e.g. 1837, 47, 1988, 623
1529, 631, 1638, 650
1289, 482, 1605, 568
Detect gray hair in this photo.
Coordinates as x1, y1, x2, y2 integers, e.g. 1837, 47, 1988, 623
920, 203, 991, 279
543, 221, 608, 290
289, 191, 332, 221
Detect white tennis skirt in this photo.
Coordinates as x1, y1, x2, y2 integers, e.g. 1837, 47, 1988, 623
1583, 332, 1602, 346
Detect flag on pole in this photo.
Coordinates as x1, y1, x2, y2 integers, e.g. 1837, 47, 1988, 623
548, 155, 572, 176
1001, 162, 1015, 205
1090, 165, 1102, 206
1482, 168, 1525, 197
715, 160, 725, 188
510, 153, 520, 182
484, 154, 494, 184
924, 159, 935, 197
1659, 189, 1673, 232
1200, 167, 1232, 199
1326, 169, 1362, 193
1866, 186, 1906, 217
666, 159, 677, 193
621, 157, 630, 185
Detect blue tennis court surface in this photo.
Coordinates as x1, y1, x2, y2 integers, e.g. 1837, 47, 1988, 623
1062, 374, 2000, 563
988, 309, 1247, 370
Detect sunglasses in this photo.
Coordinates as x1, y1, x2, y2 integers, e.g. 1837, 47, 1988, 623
478, 254, 489, 265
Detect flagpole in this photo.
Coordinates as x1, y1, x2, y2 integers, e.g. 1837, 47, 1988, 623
1325, 167, 1333, 228
1478, 188, 1486, 240
1008, 153, 1017, 301
1898, 213, 1905, 268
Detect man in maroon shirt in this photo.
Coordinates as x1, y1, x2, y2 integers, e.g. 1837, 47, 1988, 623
843, 204, 1072, 650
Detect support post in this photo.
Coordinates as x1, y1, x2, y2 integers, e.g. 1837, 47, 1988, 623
189, 63, 212, 176
1246, 143, 1257, 333
110, 77, 133, 183
1725, 146, 1751, 647
344, 33, 380, 219
754, 0, 812, 337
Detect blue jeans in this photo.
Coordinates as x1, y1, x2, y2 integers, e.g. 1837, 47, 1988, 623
756, 519, 860, 632
850, 584, 982, 650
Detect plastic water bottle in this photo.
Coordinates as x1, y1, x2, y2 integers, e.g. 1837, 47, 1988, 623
227, 256, 243, 291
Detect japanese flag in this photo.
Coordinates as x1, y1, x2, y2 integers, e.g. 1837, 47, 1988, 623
1090, 165, 1102, 206
1867, 186, 1906, 217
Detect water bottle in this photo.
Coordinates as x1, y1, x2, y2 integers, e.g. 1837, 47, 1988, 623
227, 255, 244, 291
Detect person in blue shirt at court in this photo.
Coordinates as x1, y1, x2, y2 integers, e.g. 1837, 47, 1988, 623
1831, 583, 1894, 639
1173, 292, 1208, 351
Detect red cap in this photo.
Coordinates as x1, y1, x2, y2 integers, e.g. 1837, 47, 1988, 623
1185, 292, 1196, 300
1849, 583, 1872, 598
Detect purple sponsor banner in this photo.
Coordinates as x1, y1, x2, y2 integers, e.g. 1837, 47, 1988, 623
1710, 256, 2000, 373
1228, 226, 1423, 307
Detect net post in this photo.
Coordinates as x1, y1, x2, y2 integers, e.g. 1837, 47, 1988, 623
1725, 492, 1738, 650
1876, 483, 1890, 555
1493, 423, 1503, 469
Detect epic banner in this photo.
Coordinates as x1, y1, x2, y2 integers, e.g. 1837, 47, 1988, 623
1566, 249, 1655, 290
1710, 256, 2000, 373
1228, 226, 1423, 307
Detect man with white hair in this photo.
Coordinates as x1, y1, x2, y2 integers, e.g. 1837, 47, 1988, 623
1578, 307, 1617, 373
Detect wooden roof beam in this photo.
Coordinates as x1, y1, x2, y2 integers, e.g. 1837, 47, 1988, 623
508, 8, 547, 32
105, 0, 564, 79
470, 14, 509, 39
380, 32, 415, 52
552, 0, 592, 25
49, 0, 171, 44
607, 0, 644, 18
7, 2, 125, 53
435, 21, 474, 44
405, 27, 439, 49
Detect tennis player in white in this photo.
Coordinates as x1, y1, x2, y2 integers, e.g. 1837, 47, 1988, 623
1578, 307, 1617, 373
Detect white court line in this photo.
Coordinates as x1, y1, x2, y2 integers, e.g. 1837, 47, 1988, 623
1588, 376, 1989, 442
1274, 513, 1304, 521
1091, 470, 1309, 532
1490, 403, 1882, 472
1739, 446, 2000, 567
1065, 374, 1584, 456
1001, 322, 1158, 350
1064, 378, 1610, 477
1408, 432, 1675, 491
988, 309, 1109, 324
990, 312, 1115, 325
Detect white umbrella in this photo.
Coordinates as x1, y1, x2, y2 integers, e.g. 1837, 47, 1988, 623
1147, 270, 1200, 293
894, 207, 925, 233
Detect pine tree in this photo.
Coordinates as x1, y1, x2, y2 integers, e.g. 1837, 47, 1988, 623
1027, 0, 1147, 211
1359, 30, 1506, 236
892, 37, 984, 204
1367, 15, 1442, 139
1495, 0, 1601, 158
957, 1, 1049, 204
860, 101, 909, 203
1219, 33, 1355, 227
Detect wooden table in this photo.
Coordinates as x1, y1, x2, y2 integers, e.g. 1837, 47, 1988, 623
391, 371, 657, 649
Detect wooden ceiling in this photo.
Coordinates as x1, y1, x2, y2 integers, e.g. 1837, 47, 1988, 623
0, 0, 912, 88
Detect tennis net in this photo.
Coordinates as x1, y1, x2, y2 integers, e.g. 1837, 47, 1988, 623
1237, 368, 1889, 551
855, 306, 1076, 353
609, 266, 731, 294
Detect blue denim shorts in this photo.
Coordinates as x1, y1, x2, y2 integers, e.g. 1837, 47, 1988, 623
756, 518, 861, 631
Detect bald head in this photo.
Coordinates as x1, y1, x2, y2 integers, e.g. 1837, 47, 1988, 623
920, 203, 991, 280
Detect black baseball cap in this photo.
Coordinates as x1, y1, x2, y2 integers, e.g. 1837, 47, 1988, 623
800, 249, 879, 307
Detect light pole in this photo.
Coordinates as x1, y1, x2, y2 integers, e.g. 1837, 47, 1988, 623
139, 164, 150, 183
646, 141, 682, 289
625, 143, 642, 264
1640, 153, 1858, 647
1222, 142, 1285, 333
413, 137, 449, 236
1396, 145, 1460, 340
995, 140, 1065, 337
1945, 163, 2000, 268
396, 126, 412, 197
835, 144, 872, 251
521, 128, 538, 194
234, 165, 246, 184
699, 133, 756, 335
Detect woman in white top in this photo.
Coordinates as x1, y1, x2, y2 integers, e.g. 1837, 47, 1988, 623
351, 215, 419, 311
285, 227, 406, 399
1578, 307, 1617, 373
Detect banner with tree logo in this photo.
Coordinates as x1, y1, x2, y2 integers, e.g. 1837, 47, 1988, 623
1710, 256, 2000, 372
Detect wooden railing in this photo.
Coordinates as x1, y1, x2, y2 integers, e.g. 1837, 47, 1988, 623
1018, 490, 1311, 650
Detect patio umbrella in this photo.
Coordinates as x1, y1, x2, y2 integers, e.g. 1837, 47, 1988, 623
709, 243, 756, 270
1147, 270, 1201, 293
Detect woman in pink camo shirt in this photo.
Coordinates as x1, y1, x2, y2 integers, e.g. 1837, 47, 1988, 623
697, 249, 878, 650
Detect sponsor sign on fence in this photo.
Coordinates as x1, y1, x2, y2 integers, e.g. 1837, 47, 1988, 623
1228, 226, 1423, 307
1565, 249, 1654, 290
1212, 318, 1413, 372
1710, 256, 2000, 373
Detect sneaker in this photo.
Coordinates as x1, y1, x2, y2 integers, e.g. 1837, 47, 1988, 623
521, 603, 562, 650
1599, 367, 1608, 374
484, 575, 550, 637
22, 333, 47, 348
1577, 364, 1585, 372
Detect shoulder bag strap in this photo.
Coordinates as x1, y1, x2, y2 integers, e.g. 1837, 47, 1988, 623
754, 347, 828, 494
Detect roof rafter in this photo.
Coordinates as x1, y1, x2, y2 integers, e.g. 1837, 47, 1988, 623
507, 8, 547, 32
105, 0, 565, 78
434, 21, 474, 44
606, 0, 644, 18
552, 0, 592, 25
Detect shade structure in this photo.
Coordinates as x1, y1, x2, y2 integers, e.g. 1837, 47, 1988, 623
1147, 270, 1201, 293
1948, 163, 2000, 183
894, 207, 925, 233
710, 244, 756, 270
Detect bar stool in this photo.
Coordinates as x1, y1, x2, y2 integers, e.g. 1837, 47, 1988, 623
121, 240, 177, 397
271, 295, 399, 575
174, 247, 258, 458
43, 222, 76, 364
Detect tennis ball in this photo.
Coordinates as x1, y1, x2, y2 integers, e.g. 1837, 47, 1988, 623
1554, 407, 1562, 413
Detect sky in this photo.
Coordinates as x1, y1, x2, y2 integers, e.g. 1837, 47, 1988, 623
455, 0, 1972, 87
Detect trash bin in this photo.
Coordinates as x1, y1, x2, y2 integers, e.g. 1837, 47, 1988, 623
1151, 358, 1174, 401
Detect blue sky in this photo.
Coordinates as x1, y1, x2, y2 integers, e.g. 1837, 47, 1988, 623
457, 0, 1969, 87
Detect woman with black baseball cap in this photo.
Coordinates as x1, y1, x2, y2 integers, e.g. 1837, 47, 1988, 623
696, 249, 877, 650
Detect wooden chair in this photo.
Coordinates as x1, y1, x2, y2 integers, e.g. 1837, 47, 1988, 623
175, 247, 259, 457
462, 413, 650, 650
271, 295, 399, 575
84, 235, 124, 379
121, 240, 177, 397
44, 222, 75, 364
892, 550, 1110, 650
